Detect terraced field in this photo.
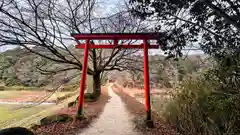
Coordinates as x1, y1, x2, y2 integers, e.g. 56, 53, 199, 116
0, 90, 77, 128
0, 104, 53, 128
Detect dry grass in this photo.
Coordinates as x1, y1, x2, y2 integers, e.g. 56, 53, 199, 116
112, 84, 176, 135
122, 86, 173, 116
33, 86, 110, 135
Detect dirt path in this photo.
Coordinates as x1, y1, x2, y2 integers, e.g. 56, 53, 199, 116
78, 84, 140, 135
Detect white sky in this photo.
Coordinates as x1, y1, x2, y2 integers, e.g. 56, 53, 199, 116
96, 0, 204, 56
0, 0, 204, 55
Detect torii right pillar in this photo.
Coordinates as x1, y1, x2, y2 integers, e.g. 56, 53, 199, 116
143, 39, 154, 128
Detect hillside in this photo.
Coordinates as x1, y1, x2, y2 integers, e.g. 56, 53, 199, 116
0, 47, 80, 88
0, 47, 208, 89
109, 54, 209, 88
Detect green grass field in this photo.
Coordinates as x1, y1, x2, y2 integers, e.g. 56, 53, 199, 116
0, 104, 53, 128
0, 89, 77, 128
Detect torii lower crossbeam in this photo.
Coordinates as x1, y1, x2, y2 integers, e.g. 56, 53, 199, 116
72, 33, 160, 128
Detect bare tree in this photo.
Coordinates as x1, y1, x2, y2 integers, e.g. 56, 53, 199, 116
0, 0, 148, 95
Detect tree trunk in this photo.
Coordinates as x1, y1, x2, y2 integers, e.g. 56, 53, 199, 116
93, 72, 101, 96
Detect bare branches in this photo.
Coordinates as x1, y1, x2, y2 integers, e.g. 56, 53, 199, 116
94, 8, 148, 73
36, 67, 79, 75
0, 0, 97, 74
0, 0, 151, 80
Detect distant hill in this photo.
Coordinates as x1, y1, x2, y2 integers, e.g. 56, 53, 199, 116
0, 47, 209, 88
0, 47, 80, 87
110, 54, 209, 88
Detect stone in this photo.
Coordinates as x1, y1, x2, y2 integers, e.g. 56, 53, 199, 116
40, 114, 72, 125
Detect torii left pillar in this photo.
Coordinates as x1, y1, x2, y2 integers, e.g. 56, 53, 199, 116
143, 39, 153, 127
77, 39, 89, 117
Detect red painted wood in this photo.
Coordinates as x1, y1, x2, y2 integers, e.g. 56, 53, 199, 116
143, 39, 151, 120
72, 33, 156, 121
75, 44, 159, 49
78, 39, 89, 113
113, 39, 118, 46
72, 33, 159, 40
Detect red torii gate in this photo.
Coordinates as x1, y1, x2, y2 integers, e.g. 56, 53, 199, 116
72, 33, 160, 127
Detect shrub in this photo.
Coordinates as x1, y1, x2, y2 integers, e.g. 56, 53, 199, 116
163, 67, 240, 135
75, 93, 99, 103
0, 85, 4, 91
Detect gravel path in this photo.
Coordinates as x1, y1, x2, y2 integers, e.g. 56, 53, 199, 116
78, 84, 139, 135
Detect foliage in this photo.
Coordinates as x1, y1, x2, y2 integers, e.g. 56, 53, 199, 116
130, 0, 240, 58
3, 86, 40, 91
0, 48, 81, 87
148, 55, 205, 88
175, 62, 186, 82
129, 1, 240, 134
155, 69, 172, 88
163, 54, 240, 135
0, 53, 20, 86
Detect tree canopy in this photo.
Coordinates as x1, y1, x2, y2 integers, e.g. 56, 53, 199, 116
0, 0, 149, 94
130, 0, 240, 57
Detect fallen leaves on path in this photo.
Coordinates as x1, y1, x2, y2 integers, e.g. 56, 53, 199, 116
112, 84, 177, 135
33, 87, 110, 135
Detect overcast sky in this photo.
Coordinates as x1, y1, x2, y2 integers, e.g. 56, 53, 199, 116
0, 0, 203, 55
94, 0, 204, 55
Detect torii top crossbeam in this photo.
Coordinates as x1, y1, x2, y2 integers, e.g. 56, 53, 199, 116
71, 33, 161, 49
71, 32, 161, 40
